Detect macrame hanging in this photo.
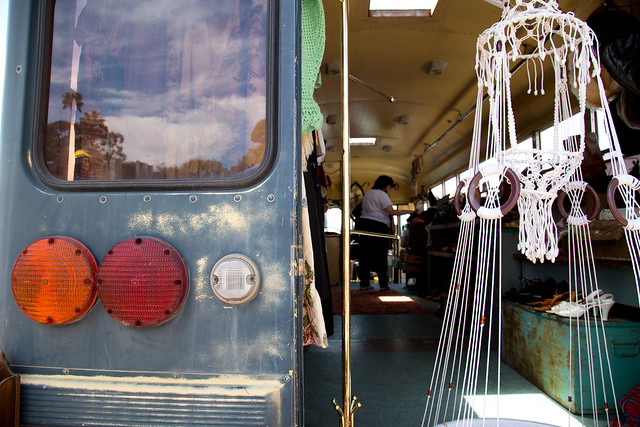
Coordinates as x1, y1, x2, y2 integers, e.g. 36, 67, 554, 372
422, 0, 638, 425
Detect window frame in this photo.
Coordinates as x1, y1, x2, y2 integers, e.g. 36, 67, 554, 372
33, 0, 278, 192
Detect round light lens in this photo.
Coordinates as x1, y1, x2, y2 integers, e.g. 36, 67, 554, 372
210, 254, 260, 304
97, 237, 188, 327
11, 236, 98, 325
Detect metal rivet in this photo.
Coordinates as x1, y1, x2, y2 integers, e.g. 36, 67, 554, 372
99, 196, 107, 204
62, 368, 69, 375
143, 195, 151, 202
267, 194, 275, 203
189, 195, 197, 203
234, 194, 242, 202
16, 65, 22, 73
284, 375, 291, 382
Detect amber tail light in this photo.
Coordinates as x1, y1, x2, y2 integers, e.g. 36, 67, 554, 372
11, 237, 98, 325
97, 237, 188, 327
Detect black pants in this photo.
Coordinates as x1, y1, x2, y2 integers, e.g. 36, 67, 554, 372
355, 218, 390, 289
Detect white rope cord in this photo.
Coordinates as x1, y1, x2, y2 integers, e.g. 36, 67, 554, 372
535, 177, 620, 426
587, 37, 640, 303
458, 220, 489, 426
476, 0, 597, 263
447, 215, 478, 417
612, 175, 640, 305
602, 175, 640, 307
566, 213, 620, 425
481, 219, 502, 423
423, 52, 486, 426
422, 206, 477, 426
454, 175, 503, 427
422, 1, 633, 425
626, 229, 640, 306
465, 194, 503, 426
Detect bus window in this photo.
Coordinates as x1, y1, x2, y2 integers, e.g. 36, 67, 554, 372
42, 0, 268, 183
443, 176, 457, 198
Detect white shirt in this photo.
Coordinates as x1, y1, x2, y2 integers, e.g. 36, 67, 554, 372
360, 189, 392, 225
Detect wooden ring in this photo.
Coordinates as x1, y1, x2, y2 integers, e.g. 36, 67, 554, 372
467, 166, 521, 216
454, 180, 466, 217
606, 175, 640, 227
556, 183, 601, 221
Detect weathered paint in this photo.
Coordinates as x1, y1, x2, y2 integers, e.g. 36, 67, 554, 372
502, 299, 640, 414
0, 0, 303, 424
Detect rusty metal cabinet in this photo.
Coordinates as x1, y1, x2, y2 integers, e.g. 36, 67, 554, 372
502, 299, 640, 414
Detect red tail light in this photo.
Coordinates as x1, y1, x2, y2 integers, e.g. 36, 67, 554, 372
97, 237, 188, 327
11, 236, 97, 325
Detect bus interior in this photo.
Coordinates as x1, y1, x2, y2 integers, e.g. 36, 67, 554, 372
306, 0, 640, 426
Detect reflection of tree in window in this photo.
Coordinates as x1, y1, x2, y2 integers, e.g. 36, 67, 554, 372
62, 91, 84, 113
76, 110, 126, 180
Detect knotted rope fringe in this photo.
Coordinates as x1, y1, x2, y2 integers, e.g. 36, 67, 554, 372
422, 1, 629, 424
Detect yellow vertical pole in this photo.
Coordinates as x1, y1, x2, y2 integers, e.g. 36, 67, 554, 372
332, 0, 361, 425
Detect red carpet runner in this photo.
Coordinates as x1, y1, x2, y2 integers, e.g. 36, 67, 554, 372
331, 287, 428, 315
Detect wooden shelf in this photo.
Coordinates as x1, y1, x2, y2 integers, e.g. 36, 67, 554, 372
513, 253, 632, 268
429, 222, 463, 230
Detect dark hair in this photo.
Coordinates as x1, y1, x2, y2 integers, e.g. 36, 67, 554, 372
372, 175, 395, 190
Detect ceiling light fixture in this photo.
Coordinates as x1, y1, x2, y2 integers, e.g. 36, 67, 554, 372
369, 0, 439, 17
427, 60, 448, 76
350, 137, 376, 146
394, 115, 409, 125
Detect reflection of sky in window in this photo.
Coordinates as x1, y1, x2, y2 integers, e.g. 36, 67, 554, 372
107, 93, 266, 168
0, 0, 6, 124
48, 0, 267, 169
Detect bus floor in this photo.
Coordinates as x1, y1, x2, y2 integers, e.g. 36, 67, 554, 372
303, 282, 611, 427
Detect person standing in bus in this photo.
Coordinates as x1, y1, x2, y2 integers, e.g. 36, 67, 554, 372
355, 175, 413, 291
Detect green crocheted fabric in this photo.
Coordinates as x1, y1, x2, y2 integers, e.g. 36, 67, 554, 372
301, 0, 325, 134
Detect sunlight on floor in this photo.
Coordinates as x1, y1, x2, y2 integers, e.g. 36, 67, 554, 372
464, 393, 587, 427
378, 295, 414, 303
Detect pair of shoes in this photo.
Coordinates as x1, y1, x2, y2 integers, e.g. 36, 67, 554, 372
552, 291, 615, 321
545, 289, 598, 314
531, 290, 579, 311
359, 285, 374, 291
379, 287, 392, 293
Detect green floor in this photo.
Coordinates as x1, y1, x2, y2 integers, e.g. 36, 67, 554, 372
303, 283, 614, 427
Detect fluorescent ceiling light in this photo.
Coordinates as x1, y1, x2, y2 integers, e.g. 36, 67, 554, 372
350, 137, 376, 146
379, 296, 414, 303
369, 0, 439, 17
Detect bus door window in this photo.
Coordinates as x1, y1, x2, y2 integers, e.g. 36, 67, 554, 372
43, 0, 268, 183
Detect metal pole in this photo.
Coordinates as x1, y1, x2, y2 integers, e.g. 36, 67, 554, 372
331, 0, 360, 425
348, 74, 396, 103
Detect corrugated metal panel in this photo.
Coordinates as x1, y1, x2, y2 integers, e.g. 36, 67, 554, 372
19, 375, 285, 426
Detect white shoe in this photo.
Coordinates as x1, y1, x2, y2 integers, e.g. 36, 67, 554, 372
553, 293, 615, 321
545, 289, 603, 314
